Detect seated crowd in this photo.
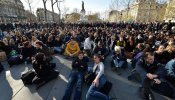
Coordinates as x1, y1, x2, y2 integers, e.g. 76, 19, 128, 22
0, 21, 175, 100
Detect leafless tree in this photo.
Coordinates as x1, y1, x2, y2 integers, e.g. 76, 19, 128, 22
51, 0, 58, 22
56, 0, 64, 23
109, 0, 119, 10
26, 0, 33, 13
24, 0, 34, 22
121, 0, 135, 21
42, 0, 48, 22
62, 6, 69, 19
73, 8, 79, 13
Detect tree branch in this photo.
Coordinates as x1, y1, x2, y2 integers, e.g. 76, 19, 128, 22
44, 0, 48, 3
53, 0, 58, 6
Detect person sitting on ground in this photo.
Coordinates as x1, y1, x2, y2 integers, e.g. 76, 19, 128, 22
136, 52, 167, 100
165, 58, 175, 87
107, 35, 117, 52
46, 35, 55, 48
0, 62, 4, 72
31, 36, 39, 47
154, 45, 169, 66
64, 37, 80, 58
32, 52, 59, 85
86, 54, 117, 100
35, 41, 52, 60
21, 41, 36, 62
53, 35, 64, 54
165, 38, 175, 61
111, 46, 127, 73
0, 39, 12, 55
83, 35, 95, 57
92, 41, 108, 61
62, 51, 88, 100
131, 43, 150, 68
116, 36, 126, 50
18, 35, 29, 49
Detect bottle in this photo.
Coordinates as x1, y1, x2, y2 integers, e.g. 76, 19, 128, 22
24, 61, 27, 66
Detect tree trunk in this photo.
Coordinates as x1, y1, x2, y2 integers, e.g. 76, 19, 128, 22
51, 0, 55, 22
42, 0, 47, 22
57, 1, 61, 23
27, 0, 32, 22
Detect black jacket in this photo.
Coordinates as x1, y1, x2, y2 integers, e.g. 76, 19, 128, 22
33, 61, 53, 78
72, 57, 88, 72
136, 59, 166, 83
21, 46, 36, 59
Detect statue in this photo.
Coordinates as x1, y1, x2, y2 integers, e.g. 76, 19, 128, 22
82, 1, 85, 11
80, 1, 86, 22
81, 1, 85, 13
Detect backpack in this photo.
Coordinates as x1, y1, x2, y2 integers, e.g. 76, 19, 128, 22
151, 82, 174, 98
21, 70, 36, 85
99, 81, 113, 95
8, 56, 23, 66
131, 52, 144, 68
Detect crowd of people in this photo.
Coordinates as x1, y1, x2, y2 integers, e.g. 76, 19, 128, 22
0, 20, 175, 100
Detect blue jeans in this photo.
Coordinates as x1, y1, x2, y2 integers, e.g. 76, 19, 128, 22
114, 59, 125, 68
86, 75, 109, 100
54, 46, 63, 53
62, 71, 84, 100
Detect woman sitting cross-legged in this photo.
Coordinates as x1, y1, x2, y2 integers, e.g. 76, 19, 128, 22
86, 54, 117, 100
32, 52, 59, 86
62, 51, 88, 100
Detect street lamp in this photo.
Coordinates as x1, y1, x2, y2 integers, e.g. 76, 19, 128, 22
148, 1, 151, 22
120, 12, 122, 22
37, 11, 40, 22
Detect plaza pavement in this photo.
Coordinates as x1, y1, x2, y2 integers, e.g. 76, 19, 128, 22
0, 54, 173, 100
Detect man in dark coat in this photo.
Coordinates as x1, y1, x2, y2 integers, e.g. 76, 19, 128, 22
136, 52, 166, 100
62, 51, 88, 100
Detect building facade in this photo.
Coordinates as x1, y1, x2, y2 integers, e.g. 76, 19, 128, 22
108, 10, 121, 22
164, 0, 175, 22
36, 8, 60, 23
125, 0, 167, 22
109, 0, 167, 23
25, 10, 37, 22
0, 0, 26, 23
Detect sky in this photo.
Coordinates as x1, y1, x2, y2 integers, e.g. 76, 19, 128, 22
20, 0, 168, 18
20, 0, 126, 17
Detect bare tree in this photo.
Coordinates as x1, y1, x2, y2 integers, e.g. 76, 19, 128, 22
62, 6, 69, 19
26, 0, 33, 13
51, 0, 58, 22
24, 0, 33, 22
73, 8, 79, 13
56, 0, 64, 23
121, 0, 135, 21
42, 0, 48, 22
109, 0, 119, 10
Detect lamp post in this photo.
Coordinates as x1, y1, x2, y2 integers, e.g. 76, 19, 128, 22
37, 11, 40, 22
120, 12, 122, 22
156, 5, 158, 21
148, 1, 151, 22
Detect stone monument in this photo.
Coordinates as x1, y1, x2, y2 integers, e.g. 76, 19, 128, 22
80, 1, 86, 22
